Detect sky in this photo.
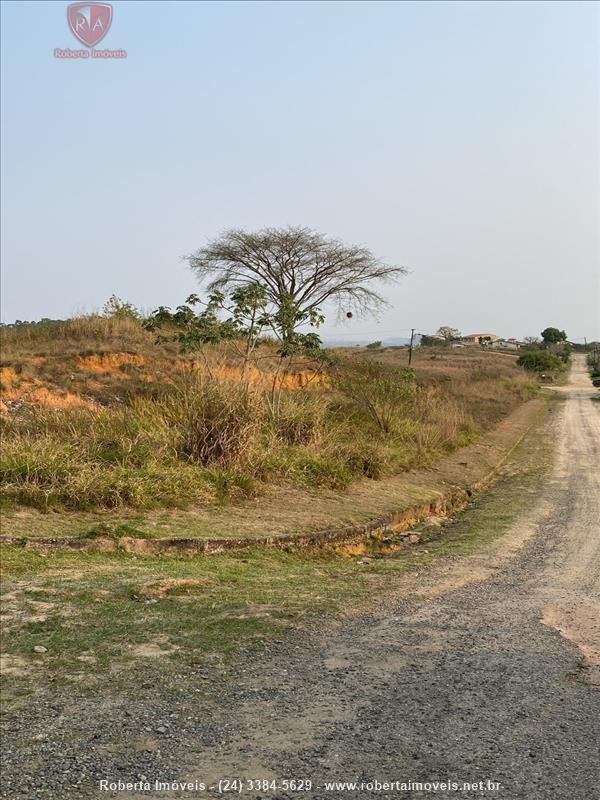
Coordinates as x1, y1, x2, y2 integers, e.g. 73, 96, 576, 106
1, 0, 599, 343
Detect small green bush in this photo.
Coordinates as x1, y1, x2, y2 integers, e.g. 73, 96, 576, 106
261, 447, 353, 489
102, 295, 142, 321
203, 468, 258, 503
517, 351, 563, 373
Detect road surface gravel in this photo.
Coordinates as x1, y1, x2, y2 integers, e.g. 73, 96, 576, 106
1, 356, 598, 799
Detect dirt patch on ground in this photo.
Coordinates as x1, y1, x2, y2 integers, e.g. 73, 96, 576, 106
0, 366, 19, 387
76, 652, 97, 664
77, 352, 145, 372
208, 363, 324, 388
0, 382, 96, 410
128, 636, 180, 659
542, 603, 600, 685
0, 654, 32, 678
0, 590, 72, 633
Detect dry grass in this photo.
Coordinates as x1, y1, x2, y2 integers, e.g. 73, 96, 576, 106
353, 345, 537, 430
0, 314, 150, 354
0, 316, 320, 410
0, 318, 538, 513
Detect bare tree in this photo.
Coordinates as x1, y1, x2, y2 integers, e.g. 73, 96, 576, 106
185, 227, 407, 342
436, 326, 462, 342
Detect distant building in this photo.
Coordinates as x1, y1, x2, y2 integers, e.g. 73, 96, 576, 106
460, 333, 501, 347
491, 338, 526, 351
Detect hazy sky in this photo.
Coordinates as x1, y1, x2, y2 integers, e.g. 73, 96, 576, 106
1, 0, 599, 342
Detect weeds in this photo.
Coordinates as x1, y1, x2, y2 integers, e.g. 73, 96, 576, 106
270, 390, 324, 446
331, 360, 417, 435
161, 370, 264, 470
1, 323, 538, 512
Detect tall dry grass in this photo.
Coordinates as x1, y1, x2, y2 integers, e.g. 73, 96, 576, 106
1, 315, 151, 355
1, 325, 539, 511
160, 370, 264, 470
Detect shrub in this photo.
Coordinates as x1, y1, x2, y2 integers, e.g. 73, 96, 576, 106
263, 448, 353, 489
517, 351, 563, 373
102, 295, 142, 320
331, 359, 417, 434
586, 351, 600, 389
203, 469, 259, 503
269, 390, 324, 446
333, 441, 388, 479
159, 370, 264, 470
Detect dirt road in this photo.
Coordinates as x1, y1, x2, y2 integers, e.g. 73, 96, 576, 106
2, 357, 598, 799
182, 355, 599, 799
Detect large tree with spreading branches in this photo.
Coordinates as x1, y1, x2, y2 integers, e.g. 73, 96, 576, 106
541, 327, 567, 344
185, 227, 407, 344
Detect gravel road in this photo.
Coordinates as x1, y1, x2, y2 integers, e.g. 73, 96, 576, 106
2, 355, 598, 799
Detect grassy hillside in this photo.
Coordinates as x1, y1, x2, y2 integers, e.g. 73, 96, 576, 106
1, 316, 537, 513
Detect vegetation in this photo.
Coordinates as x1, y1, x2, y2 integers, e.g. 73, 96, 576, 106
541, 326, 567, 344
0, 403, 554, 700
186, 227, 407, 346
0, 314, 537, 513
419, 327, 462, 347
102, 295, 142, 320
517, 350, 564, 373
587, 348, 600, 388
420, 334, 444, 347
436, 326, 462, 342
332, 360, 418, 435
515, 326, 572, 377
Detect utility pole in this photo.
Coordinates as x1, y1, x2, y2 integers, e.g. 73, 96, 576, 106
408, 328, 415, 366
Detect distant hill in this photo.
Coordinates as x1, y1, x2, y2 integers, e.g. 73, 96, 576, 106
323, 336, 413, 349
